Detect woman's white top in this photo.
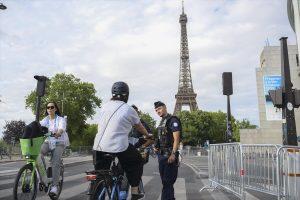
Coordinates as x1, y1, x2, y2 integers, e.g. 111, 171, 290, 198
40, 115, 70, 146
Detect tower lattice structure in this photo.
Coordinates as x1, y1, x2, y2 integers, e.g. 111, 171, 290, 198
174, 2, 198, 114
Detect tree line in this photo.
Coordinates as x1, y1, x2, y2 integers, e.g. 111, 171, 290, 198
1, 73, 256, 147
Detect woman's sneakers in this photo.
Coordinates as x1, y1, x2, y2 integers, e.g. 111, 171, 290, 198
131, 193, 144, 200
49, 185, 58, 196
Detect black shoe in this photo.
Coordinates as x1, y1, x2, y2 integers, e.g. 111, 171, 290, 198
131, 193, 144, 200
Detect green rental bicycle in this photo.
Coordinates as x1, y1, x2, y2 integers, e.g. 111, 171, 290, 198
13, 133, 64, 200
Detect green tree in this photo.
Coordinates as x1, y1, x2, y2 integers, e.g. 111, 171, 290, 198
140, 112, 157, 135
236, 119, 257, 129
209, 111, 227, 143
25, 73, 101, 144
2, 120, 26, 144
72, 124, 98, 146
177, 110, 216, 145
177, 110, 252, 145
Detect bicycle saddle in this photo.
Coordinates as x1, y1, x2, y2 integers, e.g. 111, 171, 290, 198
103, 153, 117, 159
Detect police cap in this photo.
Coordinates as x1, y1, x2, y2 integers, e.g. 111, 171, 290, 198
154, 101, 165, 109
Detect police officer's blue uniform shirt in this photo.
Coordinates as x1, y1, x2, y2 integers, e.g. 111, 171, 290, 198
168, 117, 181, 133
167, 116, 181, 134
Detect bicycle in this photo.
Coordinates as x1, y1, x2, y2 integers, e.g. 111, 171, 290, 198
86, 154, 126, 200
13, 132, 64, 200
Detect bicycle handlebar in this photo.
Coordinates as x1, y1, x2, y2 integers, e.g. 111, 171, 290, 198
44, 132, 55, 137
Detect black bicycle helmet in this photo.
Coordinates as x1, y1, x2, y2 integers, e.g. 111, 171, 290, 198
111, 81, 129, 102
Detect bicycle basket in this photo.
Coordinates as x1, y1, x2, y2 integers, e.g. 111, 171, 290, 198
20, 136, 44, 156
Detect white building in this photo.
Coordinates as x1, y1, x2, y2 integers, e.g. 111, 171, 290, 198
241, 45, 300, 144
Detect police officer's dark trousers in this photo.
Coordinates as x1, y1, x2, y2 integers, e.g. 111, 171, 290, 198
93, 144, 143, 187
158, 154, 178, 200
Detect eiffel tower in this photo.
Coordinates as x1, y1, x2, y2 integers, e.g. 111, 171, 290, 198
174, 1, 198, 114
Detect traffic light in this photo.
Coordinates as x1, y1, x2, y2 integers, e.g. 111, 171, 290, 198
222, 72, 233, 95
34, 75, 48, 97
269, 88, 283, 108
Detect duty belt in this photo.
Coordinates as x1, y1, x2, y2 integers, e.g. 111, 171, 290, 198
159, 148, 172, 156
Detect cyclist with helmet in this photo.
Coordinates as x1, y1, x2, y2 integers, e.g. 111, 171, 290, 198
93, 81, 151, 200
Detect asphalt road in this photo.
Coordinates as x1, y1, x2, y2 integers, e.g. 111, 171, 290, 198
0, 156, 277, 200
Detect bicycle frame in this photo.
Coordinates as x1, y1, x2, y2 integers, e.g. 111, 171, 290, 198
20, 154, 45, 191
21, 137, 62, 192
110, 179, 120, 199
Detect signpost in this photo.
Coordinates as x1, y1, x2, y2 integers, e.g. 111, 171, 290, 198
269, 37, 300, 146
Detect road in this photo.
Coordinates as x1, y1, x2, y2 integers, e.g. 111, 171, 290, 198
0, 156, 277, 200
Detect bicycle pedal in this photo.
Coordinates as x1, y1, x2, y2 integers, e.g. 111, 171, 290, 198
44, 186, 49, 193
39, 183, 44, 191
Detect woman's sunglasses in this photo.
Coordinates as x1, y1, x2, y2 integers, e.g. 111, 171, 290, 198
47, 106, 55, 110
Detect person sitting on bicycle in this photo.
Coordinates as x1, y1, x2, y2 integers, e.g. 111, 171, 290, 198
129, 105, 154, 149
93, 81, 151, 200
40, 101, 70, 196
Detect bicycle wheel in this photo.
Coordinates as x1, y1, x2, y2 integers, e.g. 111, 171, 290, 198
49, 161, 64, 200
111, 184, 119, 200
90, 180, 107, 200
13, 163, 37, 200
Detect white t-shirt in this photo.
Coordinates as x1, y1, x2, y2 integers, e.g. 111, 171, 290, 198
93, 100, 140, 153
40, 115, 70, 146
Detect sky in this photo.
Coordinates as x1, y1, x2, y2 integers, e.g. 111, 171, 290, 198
0, 0, 297, 138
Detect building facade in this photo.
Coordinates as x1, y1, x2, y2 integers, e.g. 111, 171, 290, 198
241, 45, 300, 144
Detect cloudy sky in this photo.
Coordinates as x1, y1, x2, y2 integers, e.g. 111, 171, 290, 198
0, 0, 297, 137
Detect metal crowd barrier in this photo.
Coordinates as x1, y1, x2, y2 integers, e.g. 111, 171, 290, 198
200, 143, 245, 199
200, 143, 300, 200
242, 145, 280, 196
277, 146, 300, 200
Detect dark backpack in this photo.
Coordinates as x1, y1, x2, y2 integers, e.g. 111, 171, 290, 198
22, 121, 48, 139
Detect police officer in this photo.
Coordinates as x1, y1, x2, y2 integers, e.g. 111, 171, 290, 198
154, 101, 181, 200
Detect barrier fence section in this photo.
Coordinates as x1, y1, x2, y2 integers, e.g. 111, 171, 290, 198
200, 143, 245, 200
277, 146, 300, 200
242, 145, 280, 196
201, 143, 300, 200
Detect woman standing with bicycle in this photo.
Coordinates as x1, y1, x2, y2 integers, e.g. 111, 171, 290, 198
40, 101, 70, 196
